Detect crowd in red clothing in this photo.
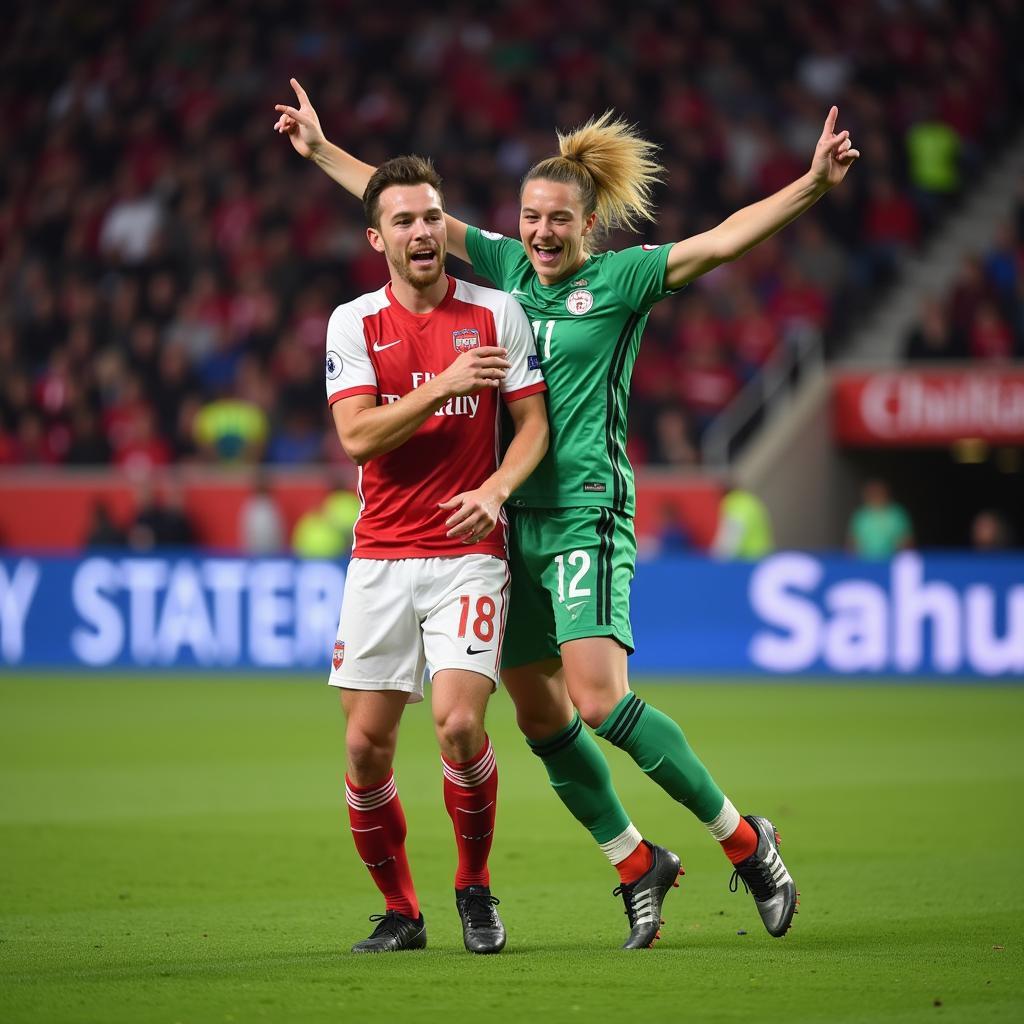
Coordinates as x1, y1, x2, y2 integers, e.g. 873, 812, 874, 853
904, 196, 1024, 364
0, 1, 1019, 471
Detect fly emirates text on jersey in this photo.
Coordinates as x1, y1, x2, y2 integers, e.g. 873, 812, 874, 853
380, 371, 482, 418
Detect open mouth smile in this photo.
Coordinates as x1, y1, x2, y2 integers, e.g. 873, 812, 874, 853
409, 248, 438, 266
533, 244, 562, 265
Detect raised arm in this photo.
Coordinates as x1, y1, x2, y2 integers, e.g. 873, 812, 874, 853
274, 78, 473, 264
663, 106, 860, 290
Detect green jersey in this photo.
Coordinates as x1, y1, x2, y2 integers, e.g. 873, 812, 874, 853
466, 226, 677, 516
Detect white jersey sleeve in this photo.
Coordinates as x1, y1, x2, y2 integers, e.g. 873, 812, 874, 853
325, 291, 387, 405
494, 291, 546, 402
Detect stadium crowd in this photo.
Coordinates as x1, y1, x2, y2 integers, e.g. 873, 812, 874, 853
1, 0, 1021, 471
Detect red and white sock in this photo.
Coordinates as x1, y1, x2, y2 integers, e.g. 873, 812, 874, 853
705, 796, 758, 864
598, 824, 654, 885
345, 771, 419, 918
441, 735, 498, 889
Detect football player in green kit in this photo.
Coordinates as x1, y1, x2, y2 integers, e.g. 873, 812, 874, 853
275, 79, 859, 948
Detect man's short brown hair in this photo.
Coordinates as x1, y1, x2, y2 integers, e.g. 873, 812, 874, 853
362, 155, 444, 228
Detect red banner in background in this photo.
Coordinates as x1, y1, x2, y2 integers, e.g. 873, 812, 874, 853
834, 370, 1024, 446
0, 469, 723, 551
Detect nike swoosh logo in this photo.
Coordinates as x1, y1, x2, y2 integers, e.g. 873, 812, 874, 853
510, 288, 526, 295
466, 645, 492, 655
566, 602, 587, 614
372, 339, 402, 351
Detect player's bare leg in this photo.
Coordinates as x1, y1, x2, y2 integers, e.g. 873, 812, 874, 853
503, 658, 575, 741
561, 637, 797, 938
432, 668, 505, 953
342, 689, 426, 953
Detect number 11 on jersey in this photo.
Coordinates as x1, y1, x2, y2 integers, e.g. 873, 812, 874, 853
532, 319, 555, 359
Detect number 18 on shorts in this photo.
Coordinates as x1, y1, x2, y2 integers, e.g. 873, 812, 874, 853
328, 555, 510, 703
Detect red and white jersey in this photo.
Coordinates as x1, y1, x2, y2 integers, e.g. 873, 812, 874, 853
326, 276, 546, 559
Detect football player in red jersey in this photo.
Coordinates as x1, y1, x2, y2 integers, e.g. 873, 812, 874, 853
325, 156, 548, 954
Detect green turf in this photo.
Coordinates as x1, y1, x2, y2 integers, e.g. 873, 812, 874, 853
1, 675, 1021, 1024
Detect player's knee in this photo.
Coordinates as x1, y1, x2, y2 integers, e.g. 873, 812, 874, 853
575, 696, 617, 731
516, 704, 571, 740
346, 730, 395, 780
435, 711, 485, 763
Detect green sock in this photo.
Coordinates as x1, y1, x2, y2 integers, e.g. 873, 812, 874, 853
527, 712, 633, 846
596, 692, 725, 823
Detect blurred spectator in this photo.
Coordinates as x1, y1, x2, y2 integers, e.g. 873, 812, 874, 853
652, 502, 694, 555
323, 489, 361, 551
982, 224, 1019, 301
649, 406, 698, 466
904, 298, 965, 361
968, 301, 1015, 362
267, 410, 323, 465
292, 505, 349, 560
971, 510, 1014, 552
98, 169, 163, 265
127, 475, 195, 550
239, 472, 286, 555
113, 407, 173, 472
847, 479, 914, 560
65, 405, 113, 465
711, 482, 773, 560
677, 347, 739, 437
906, 116, 961, 197
193, 395, 268, 464
863, 176, 920, 284
84, 500, 126, 548
729, 286, 780, 379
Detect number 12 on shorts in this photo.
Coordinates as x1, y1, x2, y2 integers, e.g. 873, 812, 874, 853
457, 595, 496, 642
554, 550, 591, 604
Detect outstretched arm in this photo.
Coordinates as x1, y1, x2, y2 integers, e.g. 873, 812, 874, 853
663, 106, 860, 290
274, 78, 473, 264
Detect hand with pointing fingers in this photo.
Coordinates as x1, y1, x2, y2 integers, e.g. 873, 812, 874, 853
273, 78, 326, 160
809, 106, 861, 191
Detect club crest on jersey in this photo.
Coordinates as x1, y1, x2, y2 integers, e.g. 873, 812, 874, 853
332, 641, 345, 671
453, 328, 481, 353
326, 351, 343, 379
566, 289, 594, 316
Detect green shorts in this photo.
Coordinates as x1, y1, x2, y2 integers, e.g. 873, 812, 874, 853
502, 506, 636, 669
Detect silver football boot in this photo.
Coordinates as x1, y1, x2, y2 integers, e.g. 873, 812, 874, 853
729, 815, 799, 937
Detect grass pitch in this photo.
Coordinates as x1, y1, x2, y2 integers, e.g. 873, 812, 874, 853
1, 675, 1021, 1024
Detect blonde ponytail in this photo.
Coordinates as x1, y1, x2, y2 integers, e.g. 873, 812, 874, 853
523, 110, 664, 248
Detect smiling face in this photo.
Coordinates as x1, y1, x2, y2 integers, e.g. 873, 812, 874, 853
367, 183, 447, 290
519, 178, 598, 285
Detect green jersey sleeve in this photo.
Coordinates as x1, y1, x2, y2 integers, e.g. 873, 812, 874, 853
600, 244, 679, 313
465, 226, 530, 291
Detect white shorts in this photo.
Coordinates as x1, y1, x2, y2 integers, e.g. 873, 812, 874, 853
328, 555, 510, 703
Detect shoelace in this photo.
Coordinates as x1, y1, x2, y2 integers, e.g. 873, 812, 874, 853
612, 882, 643, 927
729, 857, 775, 901
366, 911, 407, 938
459, 892, 500, 930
